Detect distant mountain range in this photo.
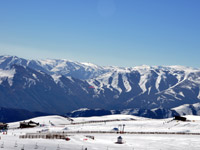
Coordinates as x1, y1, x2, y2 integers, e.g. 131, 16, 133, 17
2, 102, 200, 123
0, 55, 200, 119
65, 103, 200, 119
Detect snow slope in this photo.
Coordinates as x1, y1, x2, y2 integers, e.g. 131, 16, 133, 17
0, 68, 15, 86
2, 115, 200, 150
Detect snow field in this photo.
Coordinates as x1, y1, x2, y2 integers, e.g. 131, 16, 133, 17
3, 115, 200, 150
1, 132, 200, 150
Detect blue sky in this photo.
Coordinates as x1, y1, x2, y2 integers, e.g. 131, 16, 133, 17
0, 0, 199, 68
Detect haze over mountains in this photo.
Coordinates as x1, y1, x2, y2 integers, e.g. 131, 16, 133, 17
0, 55, 200, 120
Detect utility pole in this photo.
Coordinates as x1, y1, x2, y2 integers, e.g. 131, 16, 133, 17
122, 124, 125, 133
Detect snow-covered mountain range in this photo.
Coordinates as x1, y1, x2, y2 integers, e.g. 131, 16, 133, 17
0, 55, 109, 80
0, 55, 200, 118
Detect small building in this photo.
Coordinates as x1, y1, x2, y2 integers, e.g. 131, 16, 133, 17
0, 123, 8, 130
174, 116, 187, 121
112, 128, 119, 132
116, 136, 123, 144
20, 120, 39, 128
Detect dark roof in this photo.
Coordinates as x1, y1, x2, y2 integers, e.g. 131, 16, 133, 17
118, 136, 122, 139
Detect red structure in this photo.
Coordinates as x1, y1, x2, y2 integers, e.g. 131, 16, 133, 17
88, 86, 95, 89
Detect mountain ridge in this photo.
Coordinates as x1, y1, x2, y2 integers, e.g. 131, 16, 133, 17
0, 55, 200, 117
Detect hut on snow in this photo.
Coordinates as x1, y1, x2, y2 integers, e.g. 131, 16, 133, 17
20, 120, 39, 128
0, 123, 8, 130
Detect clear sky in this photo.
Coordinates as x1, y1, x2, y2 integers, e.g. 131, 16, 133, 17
0, 0, 199, 68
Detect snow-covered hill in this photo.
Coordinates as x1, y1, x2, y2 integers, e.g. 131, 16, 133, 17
65, 104, 200, 119
172, 103, 200, 116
